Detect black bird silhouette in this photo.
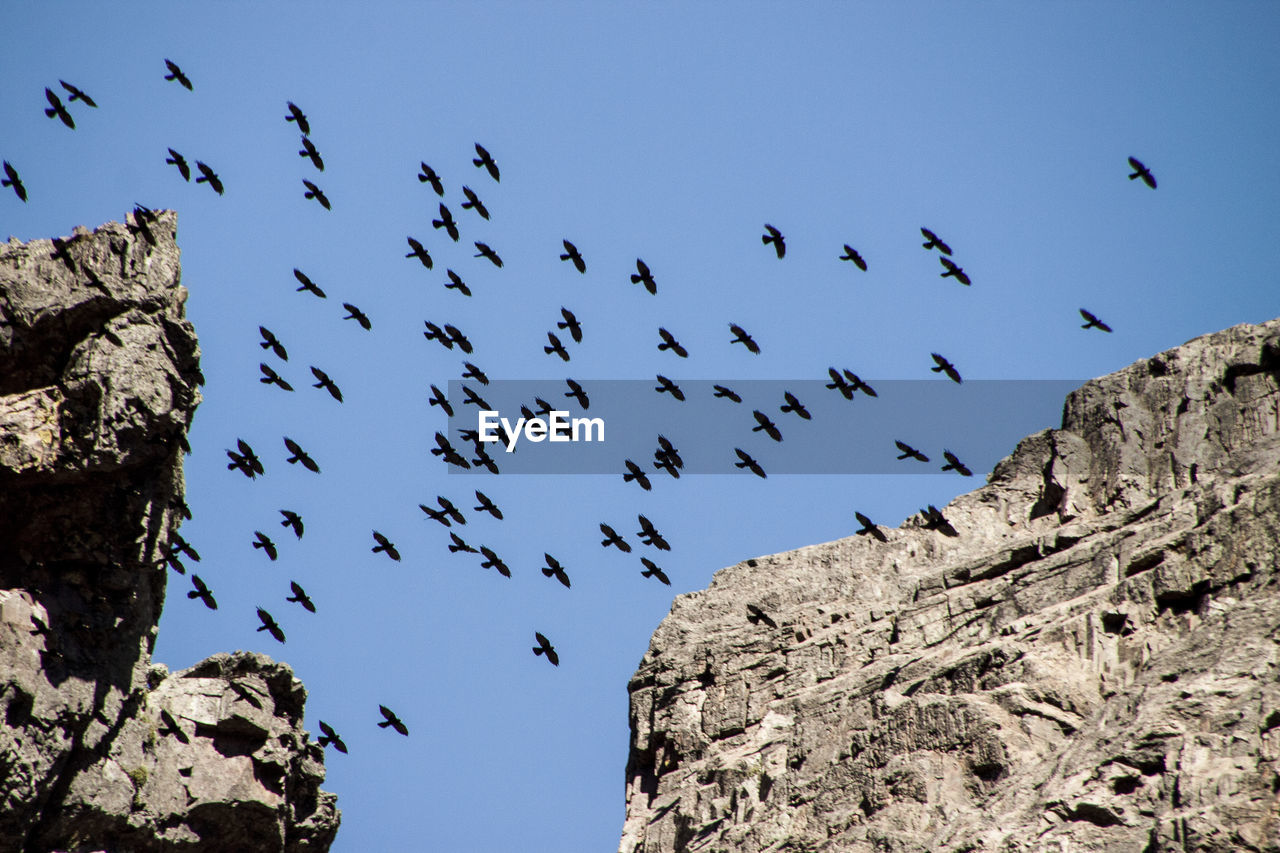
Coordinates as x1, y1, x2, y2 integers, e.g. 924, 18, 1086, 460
419, 505, 453, 528
279, 509, 304, 539
157, 544, 188, 574
427, 384, 454, 416
164, 59, 193, 90
654, 375, 685, 401
172, 534, 201, 563
418, 162, 444, 196
432, 495, 467, 525
752, 410, 783, 442
1079, 309, 1113, 332
460, 185, 490, 219
405, 236, 433, 268
461, 362, 489, 385
472, 446, 500, 475
285, 101, 310, 134
729, 324, 760, 354
855, 511, 888, 542
631, 259, 656, 294
941, 450, 973, 477
2, 162, 27, 202
653, 454, 680, 480
299, 135, 324, 171
843, 370, 878, 398
432, 204, 459, 242
544, 332, 571, 362
474, 242, 503, 267
194, 161, 224, 195
556, 307, 583, 343
780, 391, 811, 420
283, 437, 320, 472
473, 143, 500, 181
378, 705, 408, 735
59, 80, 97, 108
939, 256, 970, 285
541, 555, 571, 589
564, 378, 590, 409
461, 384, 491, 410
733, 448, 766, 478
930, 353, 962, 384
445, 324, 473, 353
920, 505, 958, 537
317, 721, 347, 754
839, 245, 868, 271
187, 575, 218, 610
226, 439, 264, 479
479, 545, 511, 577
657, 328, 688, 358
713, 384, 742, 403
533, 632, 560, 665
826, 368, 854, 399
431, 432, 471, 469
252, 531, 278, 560
259, 363, 294, 391
448, 532, 478, 554
637, 515, 670, 551
441, 269, 470, 297
895, 440, 929, 462
640, 557, 671, 586
256, 607, 285, 643
600, 523, 632, 552
762, 224, 785, 258
473, 490, 502, 519
920, 227, 952, 255
424, 322, 452, 349
342, 302, 371, 330
655, 435, 684, 470
560, 239, 586, 273
746, 604, 778, 628
44, 88, 75, 128
258, 326, 287, 360
286, 581, 316, 613
623, 460, 652, 491
303, 179, 331, 210
531, 396, 552, 417
293, 268, 326, 298
165, 148, 191, 181
372, 531, 401, 561
1127, 156, 1156, 189
310, 366, 343, 402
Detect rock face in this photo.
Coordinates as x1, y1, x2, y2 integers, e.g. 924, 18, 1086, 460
620, 319, 1280, 852
0, 214, 338, 852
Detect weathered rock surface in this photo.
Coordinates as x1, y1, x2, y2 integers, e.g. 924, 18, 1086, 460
0, 214, 338, 852
621, 319, 1280, 852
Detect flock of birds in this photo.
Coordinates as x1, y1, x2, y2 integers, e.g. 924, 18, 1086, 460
3, 58, 1156, 756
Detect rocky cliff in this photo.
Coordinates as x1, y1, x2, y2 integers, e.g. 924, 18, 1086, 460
0, 214, 338, 852
620, 319, 1280, 852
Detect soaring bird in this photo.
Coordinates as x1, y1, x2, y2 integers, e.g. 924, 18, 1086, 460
432, 204, 459, 242
729, 323, 760, 354
259, 326, 287, 360
442, 269, 470, 297
431, 432, 471, 469
462, 384, 491, 410
1079, 309, 1113, 332
473, 143, 500, 181
286, 581, 316, 613
303, 179, 331, 210
637, 515, 670, 551
293, 268, 326, 298
533, 632, 560, 665
623, 460, 652, 491
541, 555, 571, 589
165, 148, 191, 181
655, 435, 684, 470
256, 608, 285, 643
448, 532, 478, 554
252, 531, 278, 560
1127, 156, 1156, 189
427, 384, 454, 416
472, 447, 500, 475
473, 490, 502, 519
564, 378, 590, 410
600, 523, 631, 552
479, 545, 511, 577
310, 366, 343, 402
762, 224, 785, 258
460, 185, 489, 219
654, 375, 685, 401
657, 328, 688, 358
44, 88, 75, 129
855, 511, 887, 542
342, 303, 371, 330
631, 259, 656, 294
445, 324, 473, 353
194, 161, 224, 195
284, 437, 320, 472
895, 440, 929, 462
839, 245, 868, 271
843, 370, 878, 398
653, 454, 680, 480
544, 332, 571, 362
780, 391, 811, 420
299, 135, 324, 171
560, 239, 586, 273
734, 448, 766, 478
164, 59, 193, 90
474, 242, 503, 268
377, 705, 408, 735
432, 495, 466, 525
939, 256, 970, 285
279, 509, 304, 539
59, 80, 97, 108
826, 368, 854, 400
171, 535, 201, 563
752, 410, 783, 442
2, 162, 27, 202
713, 384, 742, 403
920, 227, 952, 255
930, 353, 962, 384
226, 439, 264, 479
424, 322, 453, 349
941, 450, 973, 477
419, 505, 453, 528
557, 307, 583, 343
405, 237, 433, 269
461, 362, 488, 386
372, 531, 401, 561
187, 575, 218, 610
418, 162, 444, 196
317, 721, 347, 754
640, 557, 671, 586
259, 362, 293, 391
285, 101, 310, 135
746, 604, 778, 629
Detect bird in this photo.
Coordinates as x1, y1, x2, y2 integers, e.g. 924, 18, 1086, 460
424, 322, 453, 349
293, 268, 326, 298
377, 705, 408, 735
713, 384, 742, 403
44, 88, 75, 129
939, 256, 971, 285
855, 511, 888, 542
474, 242, 503, 267
544, 332, 571, 362
930, 353, 962, 384
461, 362, 489, 385
780, 391, 811, 420
631, 259, 657, 294
826, 368, 854, 400
600, 523, 631, 552
432, 204, 459, 242
557, 307, 583, 343
171, 535, 201, 563
187, 575, 218, 610
473, 143, 500, 181
1127, 156, 1156, 189
299, 135, 324, 171
165, 148, 191, 181
448, 532, 478, 554
418, 162, 444, 196
462, 384, 491, 410
252, 531, 278, 560
533, 632, 560, 665
59, 80, 97, 108
472, 447, 500, 475
473, 490, 502, 519
762, 224, 785, 258
623, 460, 652, 491
1079, 309, 1113, 332
310, 366, 343, 402
226, 439, 264, 479
657, 328, 688, 358
729, 323, 760, 354
302, 179, 331, 210
342, 303, 371, 330
941, 450, 973, 476
460, 185, 489, 219
655, 435, 684, 470
283, 437, 320, 472
164, 59, 193, 90
564, 378, 590, 410
419, 505, 453, 528
479, 546, 511, 577
256, 607, 285, 643
258, 326, 287, 360
752, 410, 783, 442
653, 454, 680, 480
279, 510, 304, 539
194, 161, 224, 195
317, 721, 347, 754
839, 245, 868, 271
285, 102, 310, 135
920, 227, 952, 255
441, 269, 471, 297
404, 236, 434, 269
286, 581, 316, 613
2, 162, 27, 202
895, 440, 929, 462
640, 557, 671, 586
746, 604, 778, 628
560, 239, 586, 273
427, 384, 454, 416
432, 495, 467, 525
637, 515, 670, 551
843, 370, 878, 398
445, 324, 474, 353
734, 448, 766, 479
372, 531, 401, 561
920, 505, 958, 537
541, 555, 570, 589
259, 363, 294, 391
431, 432, 471, 469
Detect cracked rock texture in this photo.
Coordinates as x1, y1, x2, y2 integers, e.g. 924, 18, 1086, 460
620, 318, 1280, 852
0, 214, 338, 852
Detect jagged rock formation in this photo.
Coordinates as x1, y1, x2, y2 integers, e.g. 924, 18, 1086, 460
621, 319, 1280, 852
0, 214, 338, 852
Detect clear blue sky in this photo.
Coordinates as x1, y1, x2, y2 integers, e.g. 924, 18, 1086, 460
4, 4, 1279, 851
